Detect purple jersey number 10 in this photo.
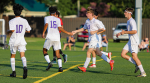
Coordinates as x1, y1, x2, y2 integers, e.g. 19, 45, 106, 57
16, 25, 23, 33
50, 21, 57, 28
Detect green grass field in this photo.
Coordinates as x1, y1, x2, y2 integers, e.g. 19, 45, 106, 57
0, 37, 150, 83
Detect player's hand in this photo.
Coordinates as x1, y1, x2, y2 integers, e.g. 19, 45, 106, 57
120, 29, 125, 35
68, 32, 73, 36
116, 33, 121, 38
42, 33, 45, 38
72, 31, 77, 35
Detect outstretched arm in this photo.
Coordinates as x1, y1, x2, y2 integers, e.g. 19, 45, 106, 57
97, 29, 106, 34
58, 27, 73, 36
72, 28, 84, 35
7, 30, 15, 33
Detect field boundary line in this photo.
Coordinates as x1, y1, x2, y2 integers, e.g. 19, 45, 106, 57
34, 56, 116, 83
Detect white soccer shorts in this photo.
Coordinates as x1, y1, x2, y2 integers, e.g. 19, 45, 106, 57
10, 45, 26, 54
123, 43, 138, 53
89, 40, 100, 49
43, 39, 61, 51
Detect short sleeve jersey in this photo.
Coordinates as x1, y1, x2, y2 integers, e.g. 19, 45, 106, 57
44, 16, 61, 41
83, 18, 104, 42
9, 17, 31, 46
127, 17, 139, 45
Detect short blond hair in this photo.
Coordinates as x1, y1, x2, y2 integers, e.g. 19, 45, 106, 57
86, 7, 94, 14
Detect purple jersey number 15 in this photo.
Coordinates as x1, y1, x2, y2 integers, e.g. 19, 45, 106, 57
16, 25, 23, 33
50, 21, 57, 28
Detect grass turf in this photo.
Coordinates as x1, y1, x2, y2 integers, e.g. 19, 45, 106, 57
0, 37, 150, 83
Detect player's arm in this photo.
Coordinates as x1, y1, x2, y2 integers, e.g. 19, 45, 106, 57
97, 29, 106, 34
58, 27, 73, 36
7, 30, 15, 33
42, 23, 48, 38
26, 31, 30, 33
72, 28, 84, 35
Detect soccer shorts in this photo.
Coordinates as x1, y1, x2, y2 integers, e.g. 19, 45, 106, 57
123, 43, 138, 53
10, 45, 26, 54
89, 40, 100, 49
43, 39, 61, 51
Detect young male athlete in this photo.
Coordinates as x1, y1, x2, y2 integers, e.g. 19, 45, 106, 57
8, 4, 31, 79
51, 11, 67, 64
89, 10, 112, 68
116, 8, 146, 77
42, 6, 73, 72
72, 7, 114, 72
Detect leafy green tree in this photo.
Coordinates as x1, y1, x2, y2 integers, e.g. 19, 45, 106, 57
0, 0, 15, 19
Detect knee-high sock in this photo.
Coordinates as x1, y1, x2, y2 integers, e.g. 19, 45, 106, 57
44, 55, 50, 63
92, 57, 96, 64
101, 54, 110, 63
128, 57, 136, 65
138, 65, 145, 73
58, 59, 62, 68
21, 57, 27, 67
10, 58, 15, 71
83, 58, 91, 68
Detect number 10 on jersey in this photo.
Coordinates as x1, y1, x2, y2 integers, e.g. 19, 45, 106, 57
16, 25, 23, 33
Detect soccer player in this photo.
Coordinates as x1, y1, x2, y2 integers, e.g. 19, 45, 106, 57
72, 7, 114, 72
42, 6, 73, 72
88, 10, 112, 68
51, 11, 67, 64
116, 8, 146, 77
8, 4, 31, 79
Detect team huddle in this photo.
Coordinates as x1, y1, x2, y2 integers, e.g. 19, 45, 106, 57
8, 4, 146, 79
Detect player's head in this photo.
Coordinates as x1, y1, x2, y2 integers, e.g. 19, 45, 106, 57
124, 8, 134, 18
86, 7, 94, 19
94, 10, 98, 19
49, 6, 57, 15
13, 4, 24, 16
56, 11, 60, 18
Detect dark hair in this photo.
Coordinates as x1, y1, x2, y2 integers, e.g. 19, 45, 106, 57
94, 10, 98, 16
125, 8, 134, 14
56, 11, 60, 17
49, 6, 57, 14
13, 4, 24, 16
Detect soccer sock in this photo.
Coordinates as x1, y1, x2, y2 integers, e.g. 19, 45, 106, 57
138, 65, 145, 73
57, 59, 62, 68
101, 54, 110, 63
128, 57, 136, 65
83, 58, 91, 68
44, 55, 50, 63
10, 58, 15, 71
92, 57, 96, 64
60, 49, 65, 56
101, 51, 108, 56
21, 57, 27, 67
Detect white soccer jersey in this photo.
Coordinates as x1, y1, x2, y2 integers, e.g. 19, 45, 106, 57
44, 16, 61, 41
9, 17, 31, 46
83, 18, 104, 42
127, 17, 139, 45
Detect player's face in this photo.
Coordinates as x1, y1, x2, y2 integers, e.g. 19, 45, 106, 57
86, 12, 92, 19
124, 11, 128, 18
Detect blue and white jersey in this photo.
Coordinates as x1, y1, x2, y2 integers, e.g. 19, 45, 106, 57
127, 17, 139, 45
44, 16, 61, 41
9, 17, 31, 46
83, 18, 104, 42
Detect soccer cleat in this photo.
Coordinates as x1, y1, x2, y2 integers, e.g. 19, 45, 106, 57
89, 64, 96, 68
51, 60, 57, 64
110, 60, 114, 71
108, 52, 112, 60
58, 67, 63, 72
77, 66, 86, 72
63, 54, 67, 63
23, 67, 28, 79
10, 71, 16, 77
46, 62, 53, 71
134, 65, 139, 73
136, 72, 146, 77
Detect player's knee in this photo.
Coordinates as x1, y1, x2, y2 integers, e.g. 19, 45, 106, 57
44, 53, 48, 56
121, 53, 125, 58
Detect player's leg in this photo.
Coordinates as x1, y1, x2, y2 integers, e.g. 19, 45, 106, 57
51, 46, 57, 64
59, 49, 67, 63
54, 41, 63, 72
96, 48, 114, 71
43, 40, 53, 71
89, 51, 96, 68
78, 48, 93, 72
10, 45, 17, 77
82, 43, 88, 51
